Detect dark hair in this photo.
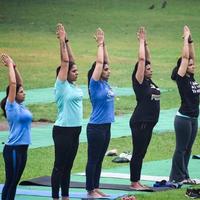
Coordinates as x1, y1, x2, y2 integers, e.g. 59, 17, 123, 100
0, 84, 22, 118
87, 61, 107, 97
56, 61, 75, 77
171, 57, 195, 81
131, 60, 151, 86
171, 57, 182, 81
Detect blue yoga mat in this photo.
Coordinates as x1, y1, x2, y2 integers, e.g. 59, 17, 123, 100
0, 184, 125, 199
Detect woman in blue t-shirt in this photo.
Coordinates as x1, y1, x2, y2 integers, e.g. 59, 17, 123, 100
129, 27, 160, 190
0, 54, 32, 200
86, 28, 115, 198
169, 26, 199, 184
51, 24, 83, 200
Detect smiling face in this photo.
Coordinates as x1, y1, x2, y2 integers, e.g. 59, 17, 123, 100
67, 64, 78, 82
101, 64, 111, 81
144, 64, 152, 79
187, 58, 195, 74
16, 86, 25, 103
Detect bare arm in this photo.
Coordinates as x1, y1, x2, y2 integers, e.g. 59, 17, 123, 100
135, 27, 146, 84
15, 67, 23, 86
178, 26, 190, 77
92, 28, 104, 81
65, 30, 75, 63
188, 35, 195, 63
145, 41, 151, 62
56, 23, 69, 81
103, 42, 110, 65
1, 54, 17, 103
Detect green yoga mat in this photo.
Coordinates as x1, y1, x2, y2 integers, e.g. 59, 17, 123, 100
0, 86, 167, 105
1, 108, 200, 152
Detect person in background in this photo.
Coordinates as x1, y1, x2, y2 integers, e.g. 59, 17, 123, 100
0, 54, 32, 200
169, 25, 199, 185
86, 28, 115, 198
51, 23, 83, 200
129, 27, 160, 190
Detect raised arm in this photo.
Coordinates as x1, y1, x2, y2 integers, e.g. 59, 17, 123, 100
56, 23, 69, 81
1, 54, 17, 103
14, 67, 23, 86
103, 41, 110, 65
145, 40, 151, 62
135, 27, 146, 84
92, 28, 104, 81
178, 25, 190, 77
188, 34, 195, 63
65, 30, 75, 63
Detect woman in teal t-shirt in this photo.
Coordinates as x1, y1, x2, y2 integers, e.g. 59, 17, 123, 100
51, 24, 83, 200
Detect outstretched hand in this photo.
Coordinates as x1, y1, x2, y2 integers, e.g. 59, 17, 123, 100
1, 53, 15, 67
56, 23, 66, 41
183, 25, 190, 40
94, 28, 104, 45
137, 26, 145, 41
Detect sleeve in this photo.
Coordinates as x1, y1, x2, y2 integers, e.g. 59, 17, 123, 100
54, 78, 69, 99
89, 78, 101, 98
5, 100, 19, 121
133, 77, 147, 98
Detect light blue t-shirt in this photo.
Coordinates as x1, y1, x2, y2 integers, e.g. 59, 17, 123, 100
5, 100, 32, 145
54, 79, 83, 127
89, 78, 115, 124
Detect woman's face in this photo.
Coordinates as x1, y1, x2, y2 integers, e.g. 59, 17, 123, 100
101, 64, 111, 81
16, 86, 25, 103
144, 64, 152, 79
68, 64, 78, 82
187, 59, 195, 74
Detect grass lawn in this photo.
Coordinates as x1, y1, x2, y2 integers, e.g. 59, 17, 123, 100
0, 0, 200, 199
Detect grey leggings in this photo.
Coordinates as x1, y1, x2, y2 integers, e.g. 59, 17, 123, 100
169, 115, 198, 182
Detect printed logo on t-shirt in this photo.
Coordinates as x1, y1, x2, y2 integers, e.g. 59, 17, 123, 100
150, 84, 160, 101
190, 81, 200, 94
106, 87, 115, 101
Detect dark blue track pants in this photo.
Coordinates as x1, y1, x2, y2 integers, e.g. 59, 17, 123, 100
85, 123, 111, 191
1, 145, 28, 200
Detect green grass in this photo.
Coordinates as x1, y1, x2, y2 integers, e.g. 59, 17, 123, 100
1, 1, 200, 199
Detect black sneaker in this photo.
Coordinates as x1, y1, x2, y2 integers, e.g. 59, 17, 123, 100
185, 188, 200, 199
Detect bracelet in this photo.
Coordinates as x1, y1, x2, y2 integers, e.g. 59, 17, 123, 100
65, 39, 69, 43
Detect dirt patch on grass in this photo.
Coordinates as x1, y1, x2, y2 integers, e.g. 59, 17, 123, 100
0, 119, 53, 131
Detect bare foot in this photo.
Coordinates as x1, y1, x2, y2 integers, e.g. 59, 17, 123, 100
87, 190, 102, 198
95, 188, 110, 197
62, 197, 69, 200
130, 181, 149, 190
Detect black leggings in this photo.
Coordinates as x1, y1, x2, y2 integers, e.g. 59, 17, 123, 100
51, 126, 81, 198
129, 121, 156, 182
1, 145, 28, 200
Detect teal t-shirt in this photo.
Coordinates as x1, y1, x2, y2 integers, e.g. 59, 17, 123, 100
54, 79, 83, 127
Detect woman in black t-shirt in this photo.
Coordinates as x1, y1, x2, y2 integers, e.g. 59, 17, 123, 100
129, 27, 160, 190
169, 26, 200, 184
